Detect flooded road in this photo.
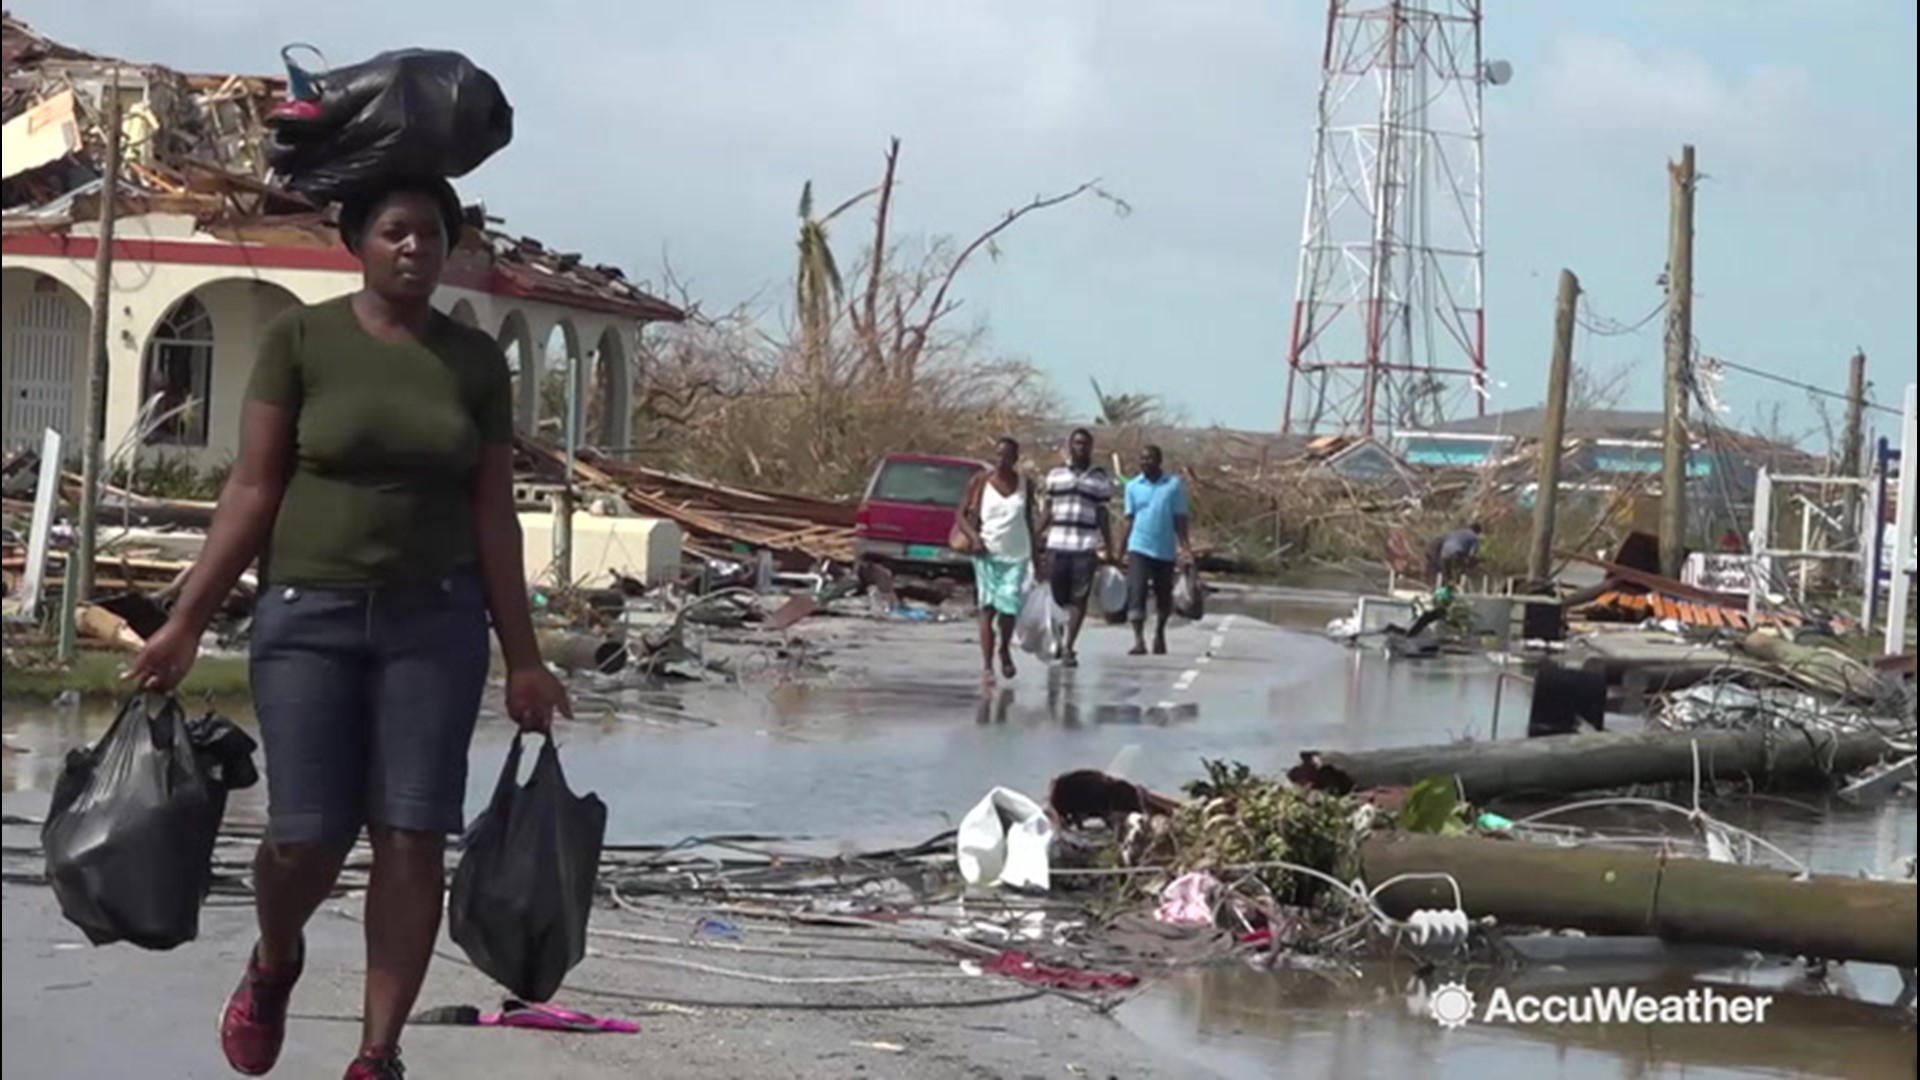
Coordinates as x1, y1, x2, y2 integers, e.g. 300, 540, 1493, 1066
4, 594, 1913, 1078
2, 607, 1521, 845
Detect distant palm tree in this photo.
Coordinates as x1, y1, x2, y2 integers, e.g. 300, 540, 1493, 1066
793, 181, 880, 382
795, 181, 844, 371
1091, 378, 1160, 427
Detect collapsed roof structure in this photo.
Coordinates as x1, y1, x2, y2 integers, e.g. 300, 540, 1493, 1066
1, 11, 683, 322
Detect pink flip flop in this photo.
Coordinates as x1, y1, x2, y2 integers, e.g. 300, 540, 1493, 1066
411, 1002, 639, 1035
484, 1001, 640, 1034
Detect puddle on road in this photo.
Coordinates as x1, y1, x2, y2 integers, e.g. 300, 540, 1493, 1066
1121, 962, 1916, 1080
5, 599, 1913, 1078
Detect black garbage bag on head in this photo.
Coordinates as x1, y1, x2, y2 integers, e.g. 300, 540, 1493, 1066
265, 48, 513, 202
42, 695, 258, 950
449, 734, 607, 1003
1173, 563, 1205, 621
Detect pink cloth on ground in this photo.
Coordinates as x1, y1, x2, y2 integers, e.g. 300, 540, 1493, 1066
1154, 871, 1218, 928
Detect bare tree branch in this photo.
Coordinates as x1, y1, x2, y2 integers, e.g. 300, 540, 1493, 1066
820, 185, 882, 225
857, 137, 901, 374
897, 180, 1131, 382
1568, 359, 1634, 414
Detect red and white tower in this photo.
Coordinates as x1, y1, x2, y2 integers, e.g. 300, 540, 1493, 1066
1282, 1, 1505, 435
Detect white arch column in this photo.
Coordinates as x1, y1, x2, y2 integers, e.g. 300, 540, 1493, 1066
495, 309, 538, 434
540, 320, 584, 445
591, 324, 633, 450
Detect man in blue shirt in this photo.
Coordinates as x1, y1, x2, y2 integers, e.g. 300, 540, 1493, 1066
1121, 445, 1192, 656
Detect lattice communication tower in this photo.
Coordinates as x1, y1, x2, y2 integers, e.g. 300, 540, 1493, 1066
1282, 1, 1506, 435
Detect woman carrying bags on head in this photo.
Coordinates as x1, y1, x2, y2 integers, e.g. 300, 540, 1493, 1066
954, 437, 1042, 686
125, 175, 571, 1080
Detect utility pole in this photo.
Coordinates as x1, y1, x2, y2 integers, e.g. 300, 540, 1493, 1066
1842, 350, 1868, 479
1659, 145, 1696, 580
1528, 269, 1580, 585
553, 351, 579, 592
63, 70, 124, 658
1840, 350, 1869, 559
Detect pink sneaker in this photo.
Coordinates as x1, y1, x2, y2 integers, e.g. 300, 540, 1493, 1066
219, 944, 302, 1076
344, 1047, 407, 1079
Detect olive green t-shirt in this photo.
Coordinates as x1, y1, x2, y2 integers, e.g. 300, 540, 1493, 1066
246, 296, 514, 587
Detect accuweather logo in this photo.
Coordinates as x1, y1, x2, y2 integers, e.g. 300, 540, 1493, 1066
1427, 982, 1775, 1028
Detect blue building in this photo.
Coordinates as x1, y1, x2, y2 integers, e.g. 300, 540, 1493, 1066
1392, 407, 1816, 538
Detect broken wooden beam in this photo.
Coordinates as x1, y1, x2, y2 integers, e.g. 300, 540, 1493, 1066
1314, 727, 1898, 802
513, 435, 856, 567
1361, 831, 1917, 969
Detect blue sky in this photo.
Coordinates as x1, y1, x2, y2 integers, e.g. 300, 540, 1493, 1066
31, 1, 1918, 444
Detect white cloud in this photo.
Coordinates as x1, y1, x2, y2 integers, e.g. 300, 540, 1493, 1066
1521, 35, 1819, 177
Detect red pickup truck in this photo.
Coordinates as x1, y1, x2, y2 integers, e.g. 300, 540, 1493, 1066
853, 452, 987, 577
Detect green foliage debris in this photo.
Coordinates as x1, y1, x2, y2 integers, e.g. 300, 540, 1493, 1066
1171, 759, 1360, 907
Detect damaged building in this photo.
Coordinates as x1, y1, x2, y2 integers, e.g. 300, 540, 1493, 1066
1, 12, 685, 466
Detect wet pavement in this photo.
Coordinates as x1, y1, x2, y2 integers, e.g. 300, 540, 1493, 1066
1123, 963, 1917, 1080
3, 604, 1518, 847
4, 595, 1915, 1078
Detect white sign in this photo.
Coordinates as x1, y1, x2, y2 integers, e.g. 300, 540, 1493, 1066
1429, 981, 1774, 1029
18, 428, 63, 620
1682, 553, 1770, 596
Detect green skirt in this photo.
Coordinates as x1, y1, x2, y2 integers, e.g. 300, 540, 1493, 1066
973, 556, 1028, 616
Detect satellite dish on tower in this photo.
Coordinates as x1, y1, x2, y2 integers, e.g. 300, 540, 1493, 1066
1483, 59, 1514, 86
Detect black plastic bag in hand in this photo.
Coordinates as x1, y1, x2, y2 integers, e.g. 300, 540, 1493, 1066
42, 695, 256, 950
449, 734, 607, 1003
266, 48, 513, 202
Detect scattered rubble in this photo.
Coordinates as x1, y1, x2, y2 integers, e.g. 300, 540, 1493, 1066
514, 437, 856, 571
5, 417, 905, 672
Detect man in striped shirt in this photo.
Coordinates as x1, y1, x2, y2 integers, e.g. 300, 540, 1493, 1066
1038, 428, 1115, 668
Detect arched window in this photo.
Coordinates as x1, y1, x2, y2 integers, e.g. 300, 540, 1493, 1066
142, 295, 214, 446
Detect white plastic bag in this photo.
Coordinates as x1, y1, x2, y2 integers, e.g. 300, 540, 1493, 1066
1173, 564, 1205, 621
1014, 586, 1062, 657
1095, 565, 1128, 619
956, 787, 1054, 892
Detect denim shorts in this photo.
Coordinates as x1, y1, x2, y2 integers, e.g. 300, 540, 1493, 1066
248, 572, 491, 846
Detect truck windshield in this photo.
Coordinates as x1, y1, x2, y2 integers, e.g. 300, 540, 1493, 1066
871, 461, 977, 507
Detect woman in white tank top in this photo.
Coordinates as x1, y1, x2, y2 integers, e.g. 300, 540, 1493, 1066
956, 437, 1040, 683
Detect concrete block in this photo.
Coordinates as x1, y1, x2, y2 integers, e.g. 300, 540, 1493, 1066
519, 510, 681, 590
